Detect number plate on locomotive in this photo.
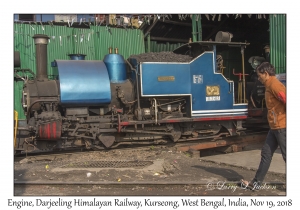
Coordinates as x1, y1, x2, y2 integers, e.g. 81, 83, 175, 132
206, 85, 220, 96
158, 76, 175, 81
206, 96, 221, 101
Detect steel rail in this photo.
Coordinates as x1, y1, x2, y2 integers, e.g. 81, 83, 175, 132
14, 181, 285, 186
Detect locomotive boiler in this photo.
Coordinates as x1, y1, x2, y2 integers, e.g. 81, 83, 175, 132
16, 34, 253, 152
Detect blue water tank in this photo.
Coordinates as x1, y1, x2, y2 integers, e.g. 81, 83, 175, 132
56, 60, 111, 106
103, 54, 127, 83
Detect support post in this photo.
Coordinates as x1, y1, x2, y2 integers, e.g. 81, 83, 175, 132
192, 14, 197, 42
241, 46, 246, 103
147, 34, 151, 53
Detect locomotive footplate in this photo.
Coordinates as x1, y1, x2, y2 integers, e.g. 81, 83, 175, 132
119, 116, 247, 126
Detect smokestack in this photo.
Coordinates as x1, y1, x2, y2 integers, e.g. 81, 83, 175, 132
33, 34, 50, 81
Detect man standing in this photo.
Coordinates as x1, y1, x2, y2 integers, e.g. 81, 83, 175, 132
241, 62, 286, 190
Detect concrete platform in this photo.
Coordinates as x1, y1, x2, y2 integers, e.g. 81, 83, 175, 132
200, 143, 286, 175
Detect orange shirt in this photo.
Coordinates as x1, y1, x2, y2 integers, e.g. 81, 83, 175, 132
264, 76, 286, 129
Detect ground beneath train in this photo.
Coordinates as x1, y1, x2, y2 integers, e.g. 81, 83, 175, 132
14, 143, 286, 196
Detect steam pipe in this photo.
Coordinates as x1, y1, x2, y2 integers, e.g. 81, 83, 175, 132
125, 59, 140, 110
26, 98, 59, 120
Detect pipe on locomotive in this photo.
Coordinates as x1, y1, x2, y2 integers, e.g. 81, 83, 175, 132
33, 34, 50, 81
125, 59, 141, 110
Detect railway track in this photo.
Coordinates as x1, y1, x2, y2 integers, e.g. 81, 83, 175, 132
14, 181, 286, 196
14, 180, 285, 186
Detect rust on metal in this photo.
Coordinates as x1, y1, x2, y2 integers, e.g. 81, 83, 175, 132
248, 108, 265, 117
176, 132, 267, 152
60, 160, 153, 169
38, 120, 62, 140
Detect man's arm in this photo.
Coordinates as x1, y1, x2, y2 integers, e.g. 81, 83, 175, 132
272, 82, 286, 104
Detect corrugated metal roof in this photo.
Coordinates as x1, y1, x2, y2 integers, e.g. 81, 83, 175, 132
72, 28, 96, 60
146, 41, 183, 52
14, 81, 25, 119
14, 23, 74, 77
91, 26, 145, 59
269, 14, 286, 74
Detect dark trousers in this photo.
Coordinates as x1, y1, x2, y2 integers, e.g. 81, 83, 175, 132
252, 128, 286, 185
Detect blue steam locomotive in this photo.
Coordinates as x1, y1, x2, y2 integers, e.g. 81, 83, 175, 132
15, 34, 260, 152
